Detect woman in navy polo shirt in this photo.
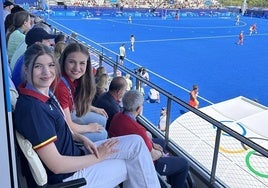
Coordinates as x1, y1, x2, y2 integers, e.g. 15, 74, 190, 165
14, 43, 161, 187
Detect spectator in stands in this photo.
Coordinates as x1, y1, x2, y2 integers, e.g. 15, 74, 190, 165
4, 5, 25, 32
189, 84, 199, 108
124, 73, 132, 91
96, 74, 109, 94
93, 73, 110, 104
3, 1, 14, 21
11, 27, 57, 88
6, 11, 31, 63
109, 90, 189, 188
158, 107, 167, 132
54, 43, 108, 142
14, 43, 161, 187
10, 22, 52, 72
94, 76, 127, 131
94, 66, 107, 83
54, 33, 67, 44
54, 41, 67, 63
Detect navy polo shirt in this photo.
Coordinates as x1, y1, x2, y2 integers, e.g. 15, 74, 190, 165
14, 84, 84, 183
94, 91, 122, 131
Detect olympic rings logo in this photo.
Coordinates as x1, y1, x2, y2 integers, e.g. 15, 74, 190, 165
244, 137, 268, 179
245, 150, 268, 178
213, 121, 249, 154
213, 122, 268, 179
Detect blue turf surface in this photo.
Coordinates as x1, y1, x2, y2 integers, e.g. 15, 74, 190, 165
49, 15, 268, 124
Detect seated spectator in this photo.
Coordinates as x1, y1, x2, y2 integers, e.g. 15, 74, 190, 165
54, 41, 67, 63
6, 11, 31, 63
14, 43, 161, 187
147, 88, 160, 103
10, 22, 52, 72
95, 73, 109, 97
4, 4, 25, 32
54, 33, 66, 44
11, 27, 57, 88
54, 43, 108, 142
94, 76, 127, 131
94, 66, 106, 83
109, 90, 189, 188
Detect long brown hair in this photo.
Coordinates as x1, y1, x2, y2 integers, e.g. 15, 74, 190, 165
59, 43, 96, 117
6, 11, 30, 43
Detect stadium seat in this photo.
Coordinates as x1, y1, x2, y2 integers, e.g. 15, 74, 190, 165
15, 131, 86, 188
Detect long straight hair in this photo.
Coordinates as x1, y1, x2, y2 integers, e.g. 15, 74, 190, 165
59, 43, 96, 117
6, 11, 30, 43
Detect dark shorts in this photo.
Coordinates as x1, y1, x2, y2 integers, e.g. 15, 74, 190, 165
120, 56, 125, 60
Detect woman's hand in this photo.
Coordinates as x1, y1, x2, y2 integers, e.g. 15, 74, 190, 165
153, 143, 163, 152
91, 106, 108, 118
96, 138, 119, 159
73, 133, 99, 157
151, 148, 162, 161
87, 123, 104, 132
83, 137, 99, 157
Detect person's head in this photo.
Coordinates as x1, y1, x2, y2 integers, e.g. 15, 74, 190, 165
6, 10, 31, 43
11, 5, 24, 14
25, 27, 57, 48
123, 90, 144, 116
54, 41, 67, 62
12, 11, 31, 32
192, 84, 198, 91
59, 42, 91, 81
96, 73, 109, 93
54, 34, 66, 44
109, 76, 127, 101
3, 1, 14, 12
59, 43, 95, 117
125, 73, 130, 79
23, 43, 60, 92
161, 107, 166, 115
142, 68, 146, 74
95, 66, 106, 79
32, 22, 52, 34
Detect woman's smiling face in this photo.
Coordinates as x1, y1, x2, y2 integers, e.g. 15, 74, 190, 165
64, 52, 88, 81
30, 54, 56, 92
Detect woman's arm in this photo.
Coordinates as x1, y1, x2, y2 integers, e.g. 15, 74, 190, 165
90, 106, 108, 118
36, 138, 119, 174
63, 107, 104, 134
